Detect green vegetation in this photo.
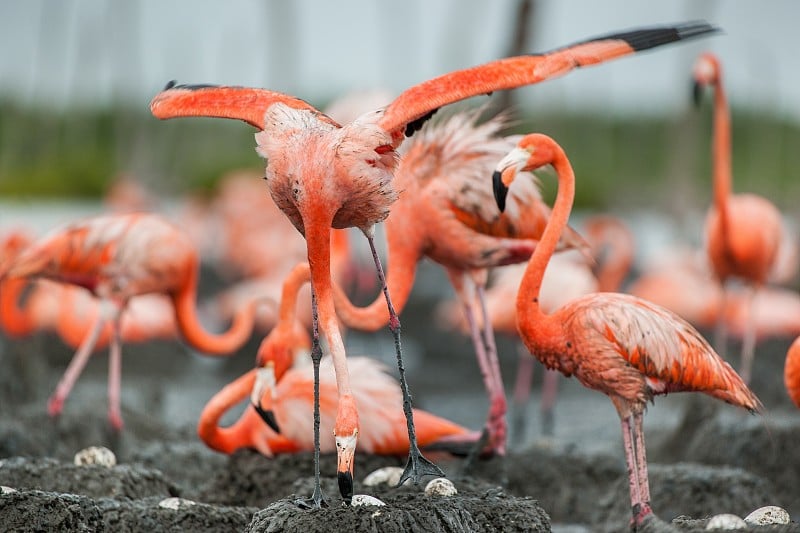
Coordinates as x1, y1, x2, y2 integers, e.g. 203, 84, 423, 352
1, 100, 798, 213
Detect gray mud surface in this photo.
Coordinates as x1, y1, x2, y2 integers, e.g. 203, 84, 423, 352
2, 267, 800, 532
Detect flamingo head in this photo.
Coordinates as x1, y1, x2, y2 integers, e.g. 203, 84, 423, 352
492, 134, 555, 212
334, 394, 359, 503
692, 52, 720, 105
250, 363, 280, 434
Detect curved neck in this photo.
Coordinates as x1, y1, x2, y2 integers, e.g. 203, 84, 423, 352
279, 263, 311, 323
331, 231, 421, 331
197, 369, 259, 454
0, 278, 34, 337
173, 261, 255, 354
711, 78, 732, 221
517, 147, 575, 326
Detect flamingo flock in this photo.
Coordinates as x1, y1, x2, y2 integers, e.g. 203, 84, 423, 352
3, 19, 799, 531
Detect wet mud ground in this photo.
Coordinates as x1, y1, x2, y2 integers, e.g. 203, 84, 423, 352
1, 262, 800, 532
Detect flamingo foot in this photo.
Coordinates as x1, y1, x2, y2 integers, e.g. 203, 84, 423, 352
630, 502, 654, 530
47, 395, 64, 418
295, 485, 328, 510
108, 408, 124, 432
397, 443, 445, 488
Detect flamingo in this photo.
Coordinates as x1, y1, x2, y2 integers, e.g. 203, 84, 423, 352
149, 22, 718, 504
694, 52, 784, 384
785, 337, 800, 409
3, 212, 261, 430
492, 133, 760, 527
199, 263, 471, 458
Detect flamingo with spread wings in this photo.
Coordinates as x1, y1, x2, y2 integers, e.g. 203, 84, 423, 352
150, 21, 718, 504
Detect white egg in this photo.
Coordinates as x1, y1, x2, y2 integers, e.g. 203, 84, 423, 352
743, 505, 790, 525
73, 446, 116, 467
705, 513, 747, 530
424, 477, 457, 497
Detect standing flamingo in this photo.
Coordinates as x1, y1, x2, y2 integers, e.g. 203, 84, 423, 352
3, 213, 261, 430
694, 52, 784, 384
785, 337, 800, 409
200, 263, 471, 457
493, 133, 760, 527
149, 22, 718, 504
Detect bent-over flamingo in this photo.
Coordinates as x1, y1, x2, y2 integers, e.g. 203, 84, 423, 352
200, 263, 470, 458
493, 133, 760, 527
694, 52, 784, 384
150, 22, 718, 504
4, 213, 261, 429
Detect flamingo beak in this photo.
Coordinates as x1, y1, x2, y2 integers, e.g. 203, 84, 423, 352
251, 364, 280, 434
335, 431, 358, 503
493, 147, 531, 212
692, 80, 704, 107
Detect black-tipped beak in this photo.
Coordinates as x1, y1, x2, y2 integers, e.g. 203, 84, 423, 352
692, 80, 703, 107
251, 402, 281, 434
338, 471, 353, 504
163, 80, 177, 91
493, 170, 509, 213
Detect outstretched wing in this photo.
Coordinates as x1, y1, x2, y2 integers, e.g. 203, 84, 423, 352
149, 81, 340, 130
378, 22, 717, 141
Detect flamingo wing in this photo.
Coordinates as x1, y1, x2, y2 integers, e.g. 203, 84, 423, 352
149, 82, 340, 130
565, 293, 759, 410
378, 22, 717, 140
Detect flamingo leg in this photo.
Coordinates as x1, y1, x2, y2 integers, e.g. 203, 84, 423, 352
738, 285, 757, 385
476, 284, 507, 454
363, 231, 444, 486
510, 345, 535, 448
47, 312, 107, 418
619, 413, 643, 522
297, 290, 327, 509
540, 367, 560, 437
106, 306, 124, 431
632, 410, 652, 519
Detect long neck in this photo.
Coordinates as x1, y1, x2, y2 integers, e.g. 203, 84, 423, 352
331, 229, 421, 331
173, 259, 255, 354
197, 369, 259, 454
711, 75, 732, 222
0, 278, 34, 337
516, 149, 575, 327
280, 263, 311, 323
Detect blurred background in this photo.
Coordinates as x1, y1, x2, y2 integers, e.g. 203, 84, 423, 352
0, 0, 798, 213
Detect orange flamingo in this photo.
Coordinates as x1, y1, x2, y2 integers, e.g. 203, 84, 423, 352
694, 52, 784, 384
149, 22, 718, 504
200, 263, 471, 457
3, 212, 261, 430
493, 133, 760, 527
785, 337, 800, 409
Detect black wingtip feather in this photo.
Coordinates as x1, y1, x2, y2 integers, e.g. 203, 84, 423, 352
548, 21, 719, 55
162, 80, 221, 91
